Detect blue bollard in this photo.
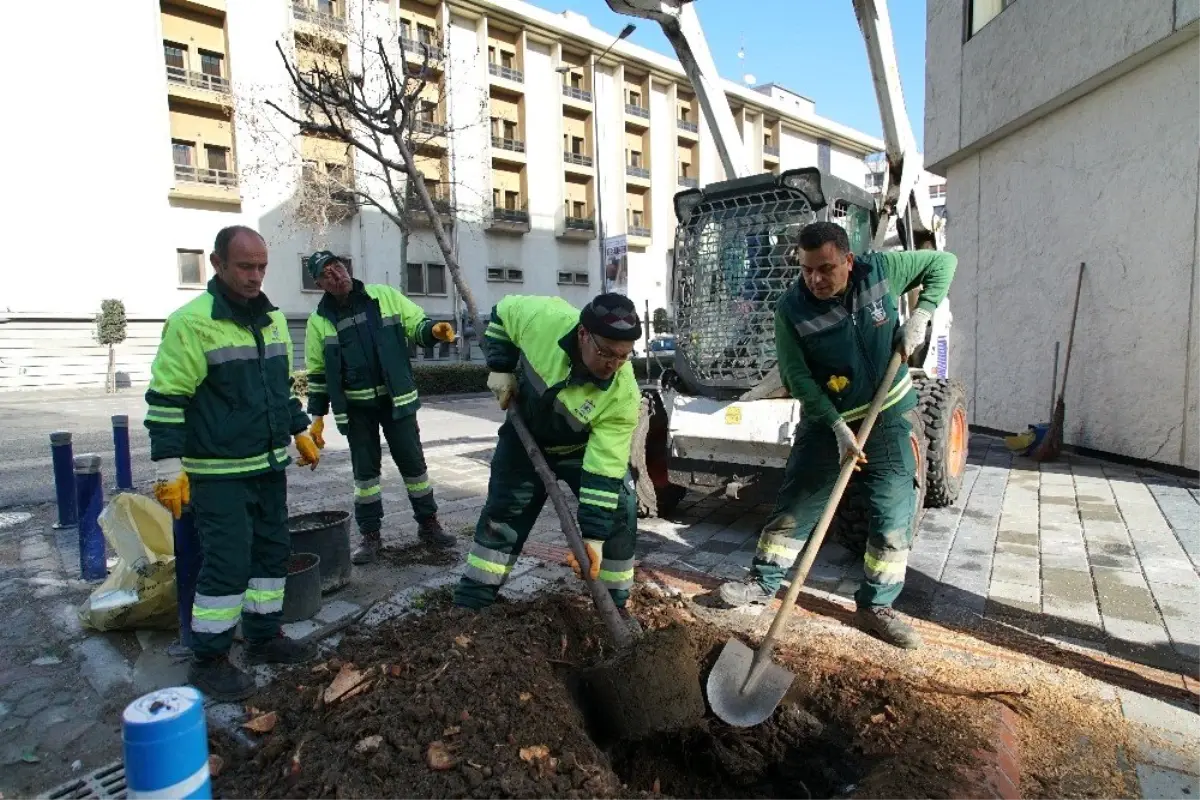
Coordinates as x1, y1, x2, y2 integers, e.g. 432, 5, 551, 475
122, 686, 212, 800
112, 415, 133, 491
75, 454, 106, 581
50, 431, 77, 528
173, 509, 202, 651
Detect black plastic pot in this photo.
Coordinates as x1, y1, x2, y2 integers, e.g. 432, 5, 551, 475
280, 552, 322, 624
288, 511, 353, 594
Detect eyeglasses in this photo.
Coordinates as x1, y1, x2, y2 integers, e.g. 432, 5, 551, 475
585, 331, 632, 364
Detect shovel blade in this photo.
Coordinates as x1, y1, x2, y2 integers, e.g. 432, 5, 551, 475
705, 637, 795, 728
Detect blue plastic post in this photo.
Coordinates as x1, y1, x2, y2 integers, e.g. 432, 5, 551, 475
74, 454, 106, 581
173, 509, 202, 651
122, 686, 212, 800
50, 431, 77, 528
112, 415, 133, 490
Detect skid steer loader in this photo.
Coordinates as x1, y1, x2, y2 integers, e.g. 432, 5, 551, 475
609, 0, 970, 553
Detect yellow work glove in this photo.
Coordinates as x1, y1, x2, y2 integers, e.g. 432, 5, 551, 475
311, 416, 326, 449
566, 539, 604, 582
487, 371, 517, 410
295, 433, 320, 470
152, 458, 189, 519
431, 322, 456, 343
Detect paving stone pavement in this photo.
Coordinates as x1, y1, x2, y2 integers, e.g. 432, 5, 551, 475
2, 390, 1197, 798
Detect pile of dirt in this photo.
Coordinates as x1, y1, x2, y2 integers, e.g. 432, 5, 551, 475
378, 540, 458, 568
212, 589, 1012, 799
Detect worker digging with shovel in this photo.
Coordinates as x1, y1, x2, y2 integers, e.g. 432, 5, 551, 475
452, 293, 643, 635
718, 221, 957, 650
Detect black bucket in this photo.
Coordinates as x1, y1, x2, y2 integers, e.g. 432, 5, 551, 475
281, 552, 321, 623
288, 511, 353, 594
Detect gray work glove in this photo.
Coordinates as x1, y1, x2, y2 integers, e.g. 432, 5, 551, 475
900, 308, 932, 359
832, 419, 867, 472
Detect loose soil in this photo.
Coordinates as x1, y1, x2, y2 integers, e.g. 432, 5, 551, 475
378, 540, 458, 568
211, 588, 1139, 799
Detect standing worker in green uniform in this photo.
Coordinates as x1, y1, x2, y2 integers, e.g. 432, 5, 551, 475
302, 251, 457, 563
452, 294, 643, 631
146, 225, 322, 701
718, 221, 957, 650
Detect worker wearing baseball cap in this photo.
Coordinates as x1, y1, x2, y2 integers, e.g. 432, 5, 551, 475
452, 293, 643, 631
302, 251, 457, 562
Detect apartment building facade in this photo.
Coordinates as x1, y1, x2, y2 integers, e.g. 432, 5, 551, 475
925, 0, 1199, 469
3, 0, 881, 390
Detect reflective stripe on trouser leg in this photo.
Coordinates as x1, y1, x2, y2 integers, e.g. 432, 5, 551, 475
348, 409, 384, 534
244, 577, 286, 614
454, 424, 546, 610
243, 471, 291, 643
589, 475, 639, 609
382, 414, 437, 523
751, 424, 841, 594
854, 415, 918, 609
192, 594, 242, 634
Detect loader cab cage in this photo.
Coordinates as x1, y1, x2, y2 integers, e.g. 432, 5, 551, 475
670, 167, 877, 399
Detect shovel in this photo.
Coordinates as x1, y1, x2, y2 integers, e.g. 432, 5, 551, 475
505, 407, 708, 739
707, 349, 906, 727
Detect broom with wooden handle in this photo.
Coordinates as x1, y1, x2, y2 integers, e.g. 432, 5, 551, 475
1033, 262, 1085, 462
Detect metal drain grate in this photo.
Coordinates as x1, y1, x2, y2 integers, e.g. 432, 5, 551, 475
41, 761, 127, 799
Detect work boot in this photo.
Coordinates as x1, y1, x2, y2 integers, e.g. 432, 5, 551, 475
617, 606, 643, 636
244, 633, 318, 665
352, 530, 382, 564
717, 576, 775, 608
188, 657, 256, 702
417, 515, 456, 549
856, 606, 923, 650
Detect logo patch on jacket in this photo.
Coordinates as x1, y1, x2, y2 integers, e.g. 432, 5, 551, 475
577, 399, 596, 418
868, 299, 888, 327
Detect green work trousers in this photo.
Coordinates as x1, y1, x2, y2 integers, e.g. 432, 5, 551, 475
190, 470, 290, 659
347, 400, 437, 533
751, 413, 919, 609
453, 421, 638, 610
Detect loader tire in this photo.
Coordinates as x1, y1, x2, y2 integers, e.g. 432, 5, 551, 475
916, 377, 969, 508
630, 394, 659, 518
832, 411, 928, 557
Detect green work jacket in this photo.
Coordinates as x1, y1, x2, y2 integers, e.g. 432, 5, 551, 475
144, 278, 310, 479
775, 250, 957, 427
484, 295, 640, 541
304, 281, 437, 433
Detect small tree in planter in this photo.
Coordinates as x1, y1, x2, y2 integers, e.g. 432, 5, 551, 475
96, 299, 127, 393
652, 307, 673, 335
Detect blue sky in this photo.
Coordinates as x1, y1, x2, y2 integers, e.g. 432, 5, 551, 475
548, 0, 928, 149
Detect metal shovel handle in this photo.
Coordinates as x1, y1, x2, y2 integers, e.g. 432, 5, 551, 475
506, 408, 635, 649
741, 350, 906, 691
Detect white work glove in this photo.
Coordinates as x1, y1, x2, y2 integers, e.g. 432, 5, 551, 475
487, 371, 517, 410
900, 308, 932, 359
832, 419, 867, 472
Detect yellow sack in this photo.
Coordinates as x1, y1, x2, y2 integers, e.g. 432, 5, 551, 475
78, 493, 178, 632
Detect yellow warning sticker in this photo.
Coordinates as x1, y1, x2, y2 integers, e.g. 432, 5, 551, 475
724, 406, 742, 425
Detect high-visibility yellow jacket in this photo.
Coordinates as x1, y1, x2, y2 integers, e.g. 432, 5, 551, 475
485, 295, 641, 540
144, 278, 310, 479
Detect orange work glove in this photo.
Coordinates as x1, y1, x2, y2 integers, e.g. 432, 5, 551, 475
432, 322, 456, 343
310, 416, 326, 449
566, 539, 603, 581
295, 433, 320, 470
152, 458, 190, 519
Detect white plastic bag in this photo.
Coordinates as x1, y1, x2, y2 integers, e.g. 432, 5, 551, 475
78, 493, 178, 631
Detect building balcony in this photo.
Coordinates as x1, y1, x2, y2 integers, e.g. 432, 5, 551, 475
561, 84, 592, 112
292, 2, 348, 37
169, 0, 226, 15
401, 36, 443, 66
624, 103, 650, 129
559, 214, 596, 241
763, 145, 780, 161
166, 66, 231, 109
627, 225, 651, 248
412, 119, 448, 150
406, 185, 453, 226
489, 204, 530, 235
488, 62, 524, 91
625, 164, 651, 187
171, 164, 240, 204
678, 175, 698, 188
491, 136, 526, 165
677, 118, 699, 141
563, 151, 594, 176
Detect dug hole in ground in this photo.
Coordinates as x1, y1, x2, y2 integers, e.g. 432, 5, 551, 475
211, 583, 1144, 799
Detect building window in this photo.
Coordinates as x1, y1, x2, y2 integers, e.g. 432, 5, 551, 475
631, 209, 644, 227
426, 264, 447, 295
558, 271, 573, 285
629, 150, 643, 168
929, 184, 947, 201
302, 255, 351, 291
318, 0, 337, 15
205, 145, 230, 172
866, 171, 884, 190
505, 268, 523, 282
487, 267, 522, 283
573, 272, 589, 285
177, 249, 204, 287
172, 140, 195, 167
628, 90, 641, 106
572, 200, 586, 217
504, 190, 519, 210
487, 267, 505, 281
500, 50, 514, 69
407, 262, 425, 294
817, 138, 831, 174
679, 162, 691, 179
199, 51, 223, 78
164, 42, 187, 70
968, 0, 1016, 37
679, 106, 690, 122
